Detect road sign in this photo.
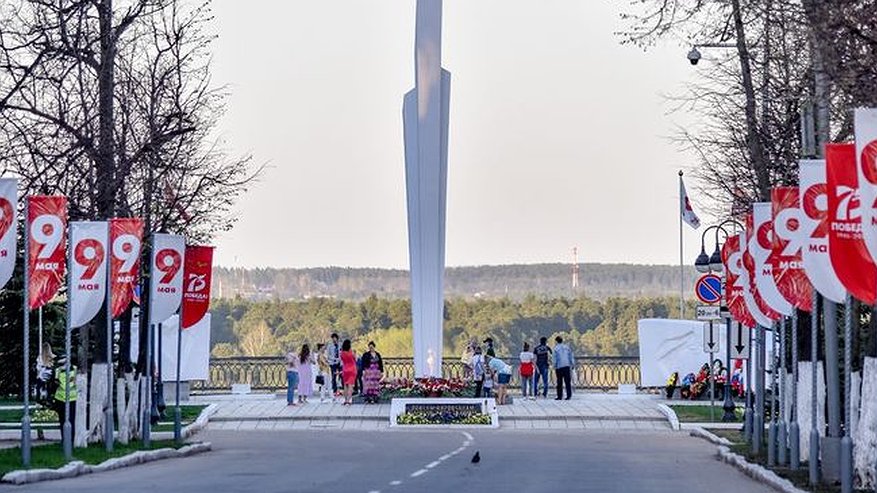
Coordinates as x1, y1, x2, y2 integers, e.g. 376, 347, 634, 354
730, 322, 750, 359
695, 274, 723, 304
696, 305, 721, 321
703, 322, 720, 353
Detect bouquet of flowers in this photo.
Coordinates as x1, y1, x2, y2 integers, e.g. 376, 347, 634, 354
381, 377, 474, 399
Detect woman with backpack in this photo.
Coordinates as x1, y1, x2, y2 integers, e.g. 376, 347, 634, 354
519, 342, 536, 400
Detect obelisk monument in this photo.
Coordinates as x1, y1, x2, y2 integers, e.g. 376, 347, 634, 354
403, 0, 450, 378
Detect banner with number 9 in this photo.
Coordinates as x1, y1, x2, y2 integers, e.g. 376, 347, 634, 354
69, 222, 108, 328
110, 218, 144, 318
0, 179, 17, 292
150, 233, 185, 324
27, 196, 67, 310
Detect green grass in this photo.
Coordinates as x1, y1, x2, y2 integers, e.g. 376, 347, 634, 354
0, 440, 185, 477
669, 404, 744, 422
0, 405, 206, 434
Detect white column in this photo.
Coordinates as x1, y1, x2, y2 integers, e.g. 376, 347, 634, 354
404, 0, 450, 378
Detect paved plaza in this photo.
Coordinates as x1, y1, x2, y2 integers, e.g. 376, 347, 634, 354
198, 391, 670, 431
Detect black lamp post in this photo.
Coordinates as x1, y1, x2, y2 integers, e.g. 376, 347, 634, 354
695, 220, 743, 422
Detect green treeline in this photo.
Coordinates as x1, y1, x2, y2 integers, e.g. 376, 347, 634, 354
210, 295, 696, 358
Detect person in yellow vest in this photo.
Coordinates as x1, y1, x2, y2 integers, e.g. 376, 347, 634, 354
53, 360, 77, 442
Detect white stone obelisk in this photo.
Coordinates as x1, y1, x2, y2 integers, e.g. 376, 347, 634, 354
403, 0, 450, 378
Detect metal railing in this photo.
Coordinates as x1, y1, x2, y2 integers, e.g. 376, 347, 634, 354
192, 356, 641, 393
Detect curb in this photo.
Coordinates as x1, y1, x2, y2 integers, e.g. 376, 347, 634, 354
716, 445, 806, 493
182, 403, 218, 438
1, 442, 212, 485
689, 427, 732, 446
656, 404, 680, 431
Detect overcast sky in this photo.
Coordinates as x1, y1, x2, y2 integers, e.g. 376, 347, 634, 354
209, 0, 710, 269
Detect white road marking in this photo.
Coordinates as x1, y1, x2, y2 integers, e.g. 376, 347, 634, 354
410, 469, 428, 478
438, 454, 451, 461
368, 490, 380, 493
426, 461, 441, 469
389, 480, 402, 486
461, 431, 474, 441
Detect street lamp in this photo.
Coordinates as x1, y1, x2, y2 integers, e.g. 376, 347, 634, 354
694, 219, 743, 422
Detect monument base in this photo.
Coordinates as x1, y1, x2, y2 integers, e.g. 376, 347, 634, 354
390, 398, 499, 428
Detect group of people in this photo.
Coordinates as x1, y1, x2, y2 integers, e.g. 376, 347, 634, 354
462, 335, 577, 404
286, 333, 384, 406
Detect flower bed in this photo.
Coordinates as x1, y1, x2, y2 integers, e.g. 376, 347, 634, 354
381, 377, 474, 400
396, 411, 492, 426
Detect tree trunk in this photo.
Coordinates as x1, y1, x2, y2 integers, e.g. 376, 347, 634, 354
730, 0, 771, 202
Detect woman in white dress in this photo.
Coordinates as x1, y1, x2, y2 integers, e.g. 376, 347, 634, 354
296, 344, 314, 404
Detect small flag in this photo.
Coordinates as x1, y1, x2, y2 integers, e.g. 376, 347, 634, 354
680, 175, 701, 229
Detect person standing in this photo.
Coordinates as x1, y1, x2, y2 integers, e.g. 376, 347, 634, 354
553, 336, 575, 400
285, 347, 300, 406
36, 343, 55, 403
485, 355, 513, 405
327, 333, 342, 395
533, 337, 553, 398
339, 339, 357, 405
316, 343, 333, 403
53, 359, 77, 442
471, 346, 485, 398
519, 342, 535, 400
360, 341, 384, 404
483, 337, 496, 357
296, 344, 314, 405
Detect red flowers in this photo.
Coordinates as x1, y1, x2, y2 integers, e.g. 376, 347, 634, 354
381, 377, 473, 398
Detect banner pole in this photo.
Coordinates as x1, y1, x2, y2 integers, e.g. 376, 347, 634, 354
779, 316, 788, 466
810, 292, 820, 485
790, 310, 800, 469
104, 224, 114, 452
63, 223, 73, 460
840, 294, 852, 493
37, 307, 42, 366
21, 200, 31, 467
142, 234, 155, 448
174, 307, 183, 443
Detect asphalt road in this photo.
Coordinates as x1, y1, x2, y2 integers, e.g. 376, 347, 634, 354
2, 429, 776, 493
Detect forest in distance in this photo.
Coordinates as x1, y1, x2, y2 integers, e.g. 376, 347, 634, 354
210, 294, 696, 359
212, 263, 699, 302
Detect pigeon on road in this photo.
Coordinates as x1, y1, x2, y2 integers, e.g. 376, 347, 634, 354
471, 451, 480, 464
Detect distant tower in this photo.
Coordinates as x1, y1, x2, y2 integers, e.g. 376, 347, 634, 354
571, 247, 580, 292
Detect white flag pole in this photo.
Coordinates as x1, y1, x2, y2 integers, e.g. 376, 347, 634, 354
679, 170, 685, 319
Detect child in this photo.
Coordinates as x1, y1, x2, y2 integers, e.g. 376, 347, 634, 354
482, 368, 494, 399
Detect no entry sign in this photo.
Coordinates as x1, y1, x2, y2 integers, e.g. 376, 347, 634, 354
695, 274, 723, 304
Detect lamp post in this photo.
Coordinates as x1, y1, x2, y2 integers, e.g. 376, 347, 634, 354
695, 220, 743, 422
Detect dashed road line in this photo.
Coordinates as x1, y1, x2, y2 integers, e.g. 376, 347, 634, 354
374, 431, 475, 492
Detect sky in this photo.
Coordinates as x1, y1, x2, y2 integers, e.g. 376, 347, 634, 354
209, 0, 712, 269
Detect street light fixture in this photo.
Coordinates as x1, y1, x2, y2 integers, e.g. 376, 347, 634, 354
694, 219, 744, 423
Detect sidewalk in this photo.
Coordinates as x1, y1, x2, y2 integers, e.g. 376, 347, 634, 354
194, 392, 671, 431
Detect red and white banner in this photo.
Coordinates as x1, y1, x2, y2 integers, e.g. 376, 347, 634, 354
826, 143, 877, 304
181, 245, 213, 329
149, 233, 185, 324
751, 203, 793, 316
855, 108, 877, 261
799, 160, 846, 303
0, 179, 17, 291
771, 187, 813, 311
27, 196, 67, 310
742, 222, 781, 326
69, 222, 108, 328
722, 234, 756, 328
110, 218, 143, 318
